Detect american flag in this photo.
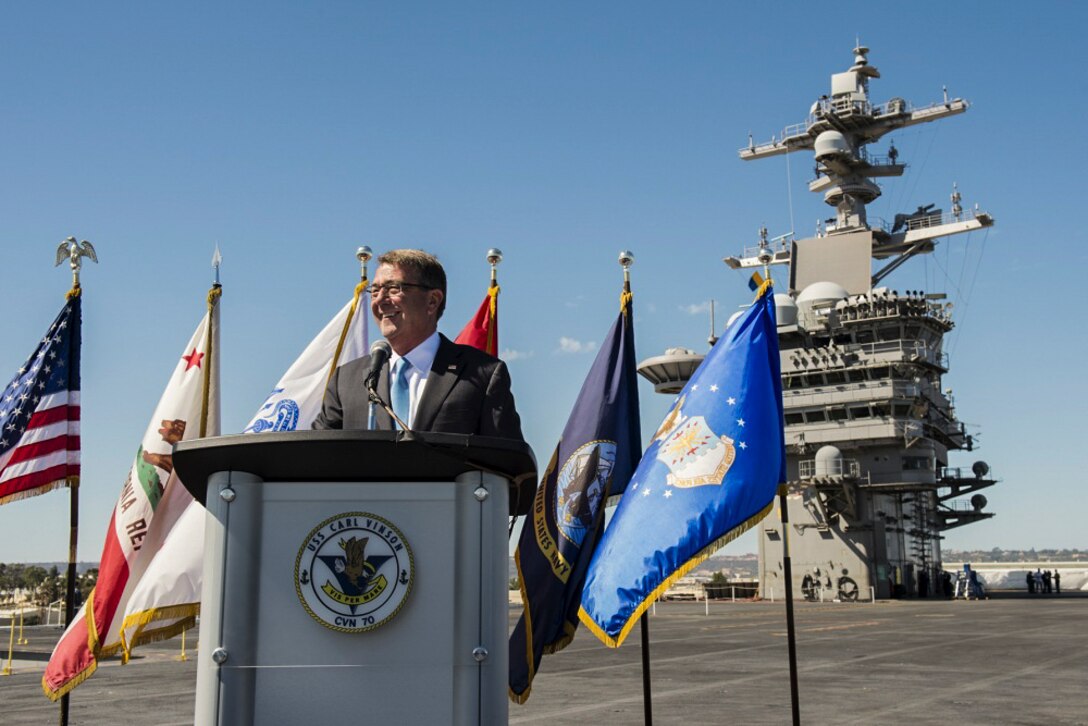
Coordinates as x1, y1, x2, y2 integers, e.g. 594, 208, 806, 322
0, 294, 81, 505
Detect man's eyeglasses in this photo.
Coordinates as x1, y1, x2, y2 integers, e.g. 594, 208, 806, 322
369, 281, 433, 298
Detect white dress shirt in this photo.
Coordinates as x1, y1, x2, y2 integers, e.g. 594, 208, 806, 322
388, 331, 440, 427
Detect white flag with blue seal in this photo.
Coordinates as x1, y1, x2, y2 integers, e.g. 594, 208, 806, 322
244, 296, 369, 433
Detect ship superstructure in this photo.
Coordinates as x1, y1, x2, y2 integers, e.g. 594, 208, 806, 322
639, 46, 998, 600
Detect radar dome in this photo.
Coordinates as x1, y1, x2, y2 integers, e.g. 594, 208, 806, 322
814, 130, 851, 161
725, 310, 745, 330
813, 445, 843, 477
972, 461, 990, 478
970, 494, 988, 511
797, 281, 849, 305
774, 294, 798, 326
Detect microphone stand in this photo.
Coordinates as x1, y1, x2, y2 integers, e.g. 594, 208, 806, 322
366, 377, 411, 433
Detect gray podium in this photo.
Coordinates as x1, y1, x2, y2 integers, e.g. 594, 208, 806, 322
173, 431, 536, 726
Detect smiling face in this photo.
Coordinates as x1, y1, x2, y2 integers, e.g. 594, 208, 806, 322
370, 263, 444, 355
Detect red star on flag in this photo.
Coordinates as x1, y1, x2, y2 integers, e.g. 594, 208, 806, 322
182, 349, 204, 371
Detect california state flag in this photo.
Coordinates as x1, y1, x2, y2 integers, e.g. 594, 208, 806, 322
42, 287, 221, 700
116, 283, 369, 661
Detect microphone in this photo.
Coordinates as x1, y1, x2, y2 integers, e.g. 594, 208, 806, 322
363, 340, 411, 432
365, 340, 391, 393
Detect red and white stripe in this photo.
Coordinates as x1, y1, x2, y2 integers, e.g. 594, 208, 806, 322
0, 391, 80, 501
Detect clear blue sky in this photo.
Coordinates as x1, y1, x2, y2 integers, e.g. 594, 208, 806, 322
2, 2, 1085, 562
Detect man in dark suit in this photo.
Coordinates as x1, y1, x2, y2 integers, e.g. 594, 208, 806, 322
313, 249, 523, 439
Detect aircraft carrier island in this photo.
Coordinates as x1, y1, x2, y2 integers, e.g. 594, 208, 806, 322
639, 46, 998, 601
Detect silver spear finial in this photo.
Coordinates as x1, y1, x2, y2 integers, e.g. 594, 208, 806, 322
486, 248, 503, 285
211, 243, 223, 286
618, 250, 634, 289
356, 246, 373, 280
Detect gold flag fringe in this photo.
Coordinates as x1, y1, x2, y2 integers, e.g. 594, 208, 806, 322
508, 447, 557, 705
0, 476, 73, 506
41, 583, 104, 701
41, 658, 97, 702
578, 500, 774, 649
120, 603, 200, 660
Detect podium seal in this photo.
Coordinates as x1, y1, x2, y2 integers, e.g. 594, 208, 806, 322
295, 511, 415, 633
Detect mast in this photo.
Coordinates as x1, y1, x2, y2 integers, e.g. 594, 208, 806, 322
725, 45, 994, 288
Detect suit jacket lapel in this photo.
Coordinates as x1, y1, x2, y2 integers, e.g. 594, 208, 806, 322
412, 335, 462, 431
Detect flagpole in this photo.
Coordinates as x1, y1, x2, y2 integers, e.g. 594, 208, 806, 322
778, 485, 801, 726
54, 237, 96, 726
486, 248, 501, 357
60, 468, 77, 726
761, 241, 800, 726
619, 249, 654, 726
330, 246, 372, 388
202, 248, 223, 439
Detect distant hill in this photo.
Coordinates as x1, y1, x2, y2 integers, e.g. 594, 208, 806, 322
942, 548, 1086, 563
18, 562, 99, 574
508, 552, 758, 583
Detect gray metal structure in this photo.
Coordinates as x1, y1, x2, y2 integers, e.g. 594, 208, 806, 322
639, 46, 998, 601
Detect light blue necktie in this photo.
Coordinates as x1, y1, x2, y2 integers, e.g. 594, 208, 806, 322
390, 358, 411, 429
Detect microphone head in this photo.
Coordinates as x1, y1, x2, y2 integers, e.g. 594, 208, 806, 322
365, 339, 392, 392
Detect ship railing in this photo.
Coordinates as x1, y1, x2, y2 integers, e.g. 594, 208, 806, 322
872, 208, 989, 234
939, 466, 985, 481
798, 458, 860, 479
833, 299, 953, 327
848, 339, 949, 369
740, 119, 813, 153
863, 153, 898, 167
740, 97, 957, 157
735, 236, 792, 261
811, 96, 876, 120
939, 498, 980, 513
871, 98, 912, 118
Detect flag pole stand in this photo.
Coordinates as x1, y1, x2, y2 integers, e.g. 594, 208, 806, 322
2, 615, 14, 675
639, 612, 653, 725
59, 477, 79, 726
778, 485, 801, 726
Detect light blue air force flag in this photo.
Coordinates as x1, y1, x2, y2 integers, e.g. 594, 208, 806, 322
578, 285, 785, 647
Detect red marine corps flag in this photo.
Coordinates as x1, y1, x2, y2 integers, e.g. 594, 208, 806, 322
42, 285, 220, 700
454, 249, 502, 356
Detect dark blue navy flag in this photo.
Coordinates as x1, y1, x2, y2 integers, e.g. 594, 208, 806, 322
579, 284, 785, 647
509, 290, 641, 703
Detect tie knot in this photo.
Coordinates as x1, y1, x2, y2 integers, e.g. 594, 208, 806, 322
394, 358, 411, 378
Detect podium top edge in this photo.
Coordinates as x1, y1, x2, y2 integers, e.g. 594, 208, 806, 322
173, 431, 537, 515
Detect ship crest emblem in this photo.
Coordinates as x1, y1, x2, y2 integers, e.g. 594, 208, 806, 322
295, 512, 414, 633
655, 413, 735, 489
555, 440, 617, 547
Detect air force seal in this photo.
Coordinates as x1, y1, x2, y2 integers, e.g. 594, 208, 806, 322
295, 512, 414, 633
653, 398, 736, 488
